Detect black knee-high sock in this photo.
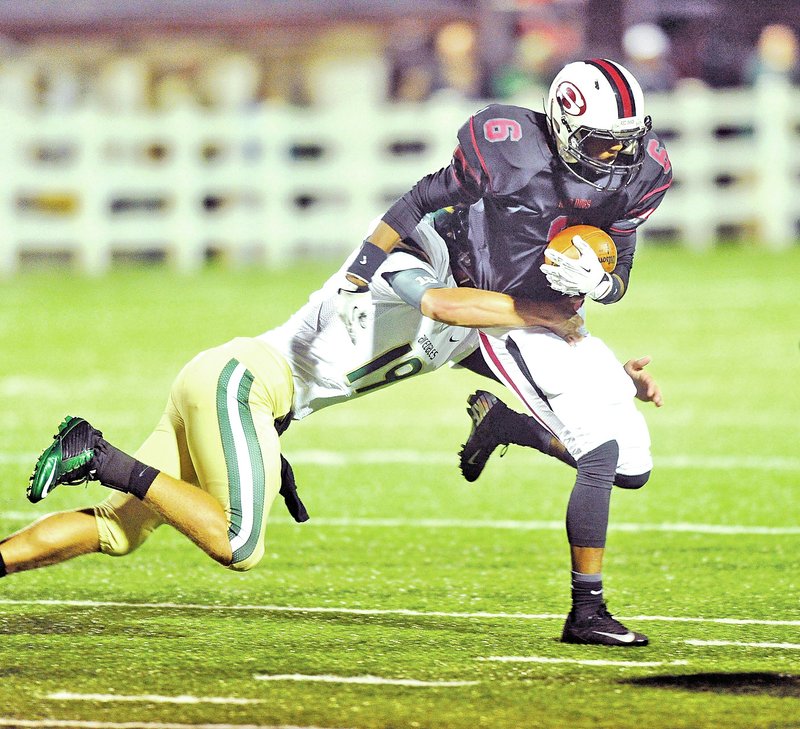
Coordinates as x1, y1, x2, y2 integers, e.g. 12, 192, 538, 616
506, 410, 653, 488
94, 440, 160, 500
498, 408, 577, 468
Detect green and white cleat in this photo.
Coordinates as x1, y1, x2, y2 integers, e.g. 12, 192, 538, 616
27, 416, 104, 503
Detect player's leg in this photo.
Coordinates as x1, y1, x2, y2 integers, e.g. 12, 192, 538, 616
455, 347, 578, 480
30, 430, 233, 567
23, 377, 215, 563
174, 338, 291, 570
0, 509, 100, 575
477, 328, 648, 646
2, 402, 184, 577
456, 349, 652, 488
26, 339, 292, 568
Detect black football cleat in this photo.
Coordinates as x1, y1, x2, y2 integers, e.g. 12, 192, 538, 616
458, 390, 510, 482
28, 416, 103, 503
561, 603, 649, 647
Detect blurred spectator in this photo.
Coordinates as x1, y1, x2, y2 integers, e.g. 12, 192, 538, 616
0, 58, 38, 110
386, 19, 438, 102
307, 27, 386, 108
199, 53, 261, 110
622, 23, 677, 92
699, 33, 745, 87
96, 56, 152, 111
491, 28, 557, 100
433, 21, 481, 99
745, 23, 800, 85
154, 64, 199, 110
386, 20, 482, 102
40, 64, 83, 109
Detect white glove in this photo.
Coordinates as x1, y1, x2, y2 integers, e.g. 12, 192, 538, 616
540, 235, 613, 300
335, 281, 373, 345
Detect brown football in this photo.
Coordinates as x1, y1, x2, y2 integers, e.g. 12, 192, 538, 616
545, 225, 617, 273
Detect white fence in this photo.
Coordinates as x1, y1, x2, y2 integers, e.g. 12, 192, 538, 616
1, 78, 799, 274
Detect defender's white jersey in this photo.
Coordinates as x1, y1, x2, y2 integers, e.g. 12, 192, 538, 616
259, 220, 478, 419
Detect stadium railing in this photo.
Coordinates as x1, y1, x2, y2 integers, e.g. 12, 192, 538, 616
0, 76, 798, 274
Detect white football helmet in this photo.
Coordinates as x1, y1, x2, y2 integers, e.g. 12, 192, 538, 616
546, 59, 652, 189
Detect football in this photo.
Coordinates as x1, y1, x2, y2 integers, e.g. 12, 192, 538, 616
545, 225, 617, 272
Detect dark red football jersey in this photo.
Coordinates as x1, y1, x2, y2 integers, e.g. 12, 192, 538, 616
383, 103, 672, 302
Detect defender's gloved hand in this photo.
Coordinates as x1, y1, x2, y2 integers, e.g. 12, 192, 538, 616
335, 281, 373, 345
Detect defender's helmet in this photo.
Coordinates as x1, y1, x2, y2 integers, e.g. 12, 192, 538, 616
546, 59, 652, 189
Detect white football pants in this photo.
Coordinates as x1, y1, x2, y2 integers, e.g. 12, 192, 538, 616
478, 327, 652, 476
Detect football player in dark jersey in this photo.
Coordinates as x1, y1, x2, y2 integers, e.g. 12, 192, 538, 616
337, 59, 672, 647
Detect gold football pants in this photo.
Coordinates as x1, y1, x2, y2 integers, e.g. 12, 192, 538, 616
92, 336, 294, 571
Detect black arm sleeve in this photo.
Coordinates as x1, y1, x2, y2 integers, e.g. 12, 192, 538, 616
382, 148, 483, 241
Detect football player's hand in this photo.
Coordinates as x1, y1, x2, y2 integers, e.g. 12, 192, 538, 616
335, 281, 373, 345
540, 236, 612, 300
623, 356, 663, 407
551, 311, 586, 345
533, 299, 586, 345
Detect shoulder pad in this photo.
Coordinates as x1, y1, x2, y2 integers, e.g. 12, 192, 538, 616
612, 131, 673, 234
456, 105, 551, 196
639, 130, 673, 186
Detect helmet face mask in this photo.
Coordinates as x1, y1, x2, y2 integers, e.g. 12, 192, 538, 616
546, 59, 652, 190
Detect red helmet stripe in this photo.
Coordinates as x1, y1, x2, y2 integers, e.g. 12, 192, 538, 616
586, 59, 636, 118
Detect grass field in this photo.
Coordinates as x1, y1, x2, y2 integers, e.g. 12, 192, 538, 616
0, 246, 798, 729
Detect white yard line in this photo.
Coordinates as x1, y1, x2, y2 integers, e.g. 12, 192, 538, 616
2, 449, 799, 471
47, 693, 262, 705
0, 598, 797, 627
289, 451, 800, 471
685, 639, 800, 650
623, 615, 800, 626
480, 656, 689, 668
0, 721, 340, 729
254, 674, 477, 687
1, 511, 797, 536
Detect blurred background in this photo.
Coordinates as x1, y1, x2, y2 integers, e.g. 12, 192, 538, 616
1, 0, 799, 274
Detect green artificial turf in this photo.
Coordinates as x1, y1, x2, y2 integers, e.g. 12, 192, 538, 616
0, 246, 798, 728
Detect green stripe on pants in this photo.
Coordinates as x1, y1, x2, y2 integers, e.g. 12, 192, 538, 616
216, 358, 266, 565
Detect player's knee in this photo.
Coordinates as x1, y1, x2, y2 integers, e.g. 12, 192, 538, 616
226, 543, 264, 572
194, 526, 237, 568
576, 440, 619, 486
615, 471, 650, 489
100, 528, 149, 557
93, 505, 154, 557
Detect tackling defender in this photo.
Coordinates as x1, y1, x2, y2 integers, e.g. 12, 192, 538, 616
3, 218, 584, 577
336, 59, 672, 645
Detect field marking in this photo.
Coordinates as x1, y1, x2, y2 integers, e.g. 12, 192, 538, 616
623, 615, 800, 626
0, 510, 797, 536
290, 450, 800, 471
686, 639, 800, 650
254, 674, 477, 687
0, 721, 340, 729
480, 656, 689, 668
0, 598, 798, 627
47, 693, 262, 705
2, 449, 799, 471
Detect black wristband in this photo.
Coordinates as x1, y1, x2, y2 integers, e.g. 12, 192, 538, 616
346, 240, 389, 284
